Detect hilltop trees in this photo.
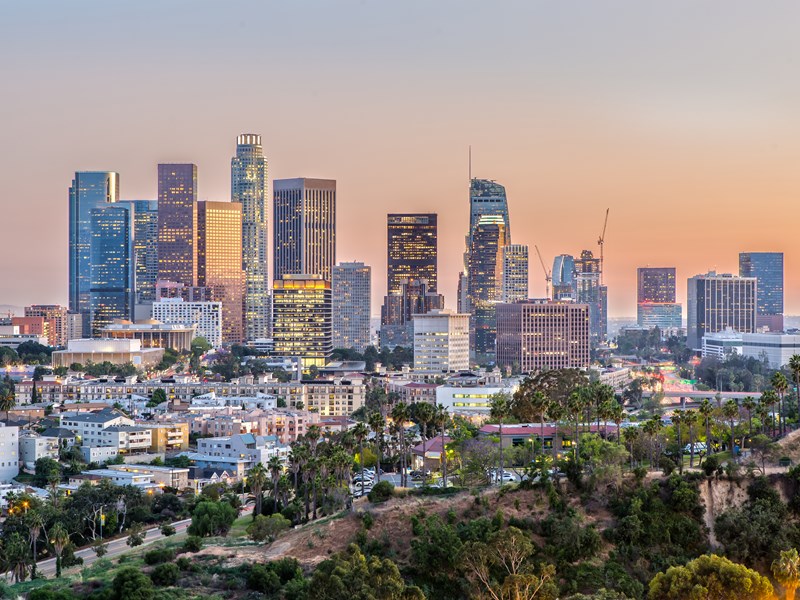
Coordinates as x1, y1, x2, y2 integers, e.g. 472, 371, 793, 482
648, 554, 774, 600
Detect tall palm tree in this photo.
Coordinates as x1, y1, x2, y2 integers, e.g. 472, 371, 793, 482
772, 547, 800, 600
414, 402, 436, 481
0, 388, 14, 421
390, 403, 409, 487
529, 391, 550, 455
352, 422, 369, 497
26, 509, 44, 578
722, 399, 740, 460
672, 410, 684, 474
435, 404, 449, 487
772, 372, 789, 437
267, 456, 283, 510
546, 399, 565, 461
49, 522, 70, 578
368, 411, 385, 482
790, 354, 800, 430
623, 426, 640, 469
609, 400, 625, 445
741, 396, 757, 440
698, 399, 714, 454
683, 409, 699, 468
248, 462, 268, 519
306, 425, 321, 458
756, 401, 770, 435
566, 390, 584, 460
761, 389, 779, 438
489, 392, 511, 483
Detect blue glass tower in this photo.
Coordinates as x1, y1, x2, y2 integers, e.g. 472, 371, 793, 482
89, 205, 134, 336
739, 252, 784, 331
68, 171, 122, 334
552, 254, 575, 300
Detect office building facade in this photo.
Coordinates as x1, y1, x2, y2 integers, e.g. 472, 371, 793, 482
686, 272, 757, 349
412, 309, 470, 374
273, 178, 336, 282
272, 275, 332, 368
119, 199, 159, 306
68, 171, 121, 334
152, 298, 223, 348
739, 252, 784, 332
502, 244, 528, 303
24, 305, 78, 347
636, 267, 681, 330
467, 215, 507, 356
552, 254, 575, 301
232, 134, 271, 340
332, 262, 371, 352
574, 250, 606, 342
197, 201, 245, 343
496, 300, 590, 373
157, 164, 198, 287
386, 214, 438, 295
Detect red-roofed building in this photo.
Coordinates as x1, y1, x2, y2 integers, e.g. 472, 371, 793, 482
479, 422, 613, 453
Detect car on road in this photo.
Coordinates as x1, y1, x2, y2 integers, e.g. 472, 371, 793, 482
683, 442, 707, 454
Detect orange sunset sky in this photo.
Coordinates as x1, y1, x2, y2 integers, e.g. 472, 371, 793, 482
2, 2, 800, 319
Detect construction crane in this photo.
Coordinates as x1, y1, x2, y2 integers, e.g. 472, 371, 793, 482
597, 208, 609, 285
534, 245, 552, 299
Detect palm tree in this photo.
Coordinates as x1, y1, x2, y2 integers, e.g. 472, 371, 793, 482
248, 462, 268, 519
414, 402, 436, 481
741, 396, 757, 439
489, 392, 511, 483
672, 410, 684, 474
368, 411, 385, 482
791, 355, 800, 429
435, 404, 450, 487
772, 547, 800, 600
529, 391, 550, 455
756, 401, 770, 435
390, 403, 409, 487
566, 390, 584, 460
683, 409, 699, 468
623, 426, 640, 469
698, 399, 714, 454
306, 425, 321, 458
773, 372, 789, 437
0, 388, 14, 421
26, 509, 44, 578
267, 456, 283, 510
722, 399, 739, 460
288, 448, 302, 491
49, 522, 70, 578
352, 422, 369, 497
609, 400, 625, 446
761, 389, 779, 438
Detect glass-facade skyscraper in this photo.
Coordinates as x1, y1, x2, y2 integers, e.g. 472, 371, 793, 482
88, 204, 134, 336
386, 214, 438, 296
687, 272, 757, 349
332, 262, 371, 352
273, 178, 336, 282
68, 171, 123, 334
739, 252, 784, 332
574, 250, 606, 342
157, 164, 198, 287
121, 200, 159, 306
636, 267, 681, 331
468, 215, 507, 356
552, 254, 575, 300
232, 134, 271, 341
272, 274, 332, 369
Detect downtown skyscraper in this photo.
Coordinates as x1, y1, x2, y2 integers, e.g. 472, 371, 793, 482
332, 262, 371, 352
637, 267, 681, 331
157, 164, 198, 287
273, 178, 336, 282
739, 252, 784, 332
121, 200, 159, 308
232, 134, 270, 341
68, 171, 133, 335
574, 250, 607, 343
687, 272, 757, 349
501, 244, 529, 303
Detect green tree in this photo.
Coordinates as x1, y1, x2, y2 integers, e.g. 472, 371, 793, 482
391, 402, 409, 487
648, 554, 773, 599
49, 522, 70, 578
790, 355, 800, 429
0, 386, 15, 420
353, 422, 370, 496
150, 388, 167, 407
772, 371, 789, 437
113, 566, 155, 600
722, 399, 740, 459
247, 514, 291, 543
772, 548, 800, 600
126, 522, 146, 547
369, 411, 385, 483
248, 462, 268, 518
188, 499, 237, 537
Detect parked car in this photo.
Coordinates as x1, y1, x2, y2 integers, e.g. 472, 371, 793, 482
683, 442, 707, 454
489, 470, 518, 484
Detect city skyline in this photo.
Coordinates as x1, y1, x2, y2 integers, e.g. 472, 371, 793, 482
4, 2, 800, 318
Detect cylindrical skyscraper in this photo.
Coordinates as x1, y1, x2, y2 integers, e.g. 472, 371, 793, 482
232, 134, 270, 341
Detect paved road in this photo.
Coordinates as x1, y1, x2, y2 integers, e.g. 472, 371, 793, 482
4, 505, 254, 583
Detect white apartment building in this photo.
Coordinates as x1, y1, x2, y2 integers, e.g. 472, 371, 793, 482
19, 432, 59, 470
60, 408, 134, 447
412, 310, 470, 375
151, 298, 223, 348
186, 433, 289, 479
0, 424, 20, 482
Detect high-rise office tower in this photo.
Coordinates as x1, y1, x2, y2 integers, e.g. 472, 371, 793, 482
332, 262, 371, 352
468, 215, 507, 356
496, 300, 590, 373
386, 214, 438, 295
552, 254, 575, 301
121, 200, 159, 306
272, 274, 332, 368
273, 178, 336, 282
69, 171, 121, 334
460, 179, 511, 312
739, 252, 784, 332
502, 244, 528, 303
413, 309, 470, 374
232, 134, 271, 340
380, 278, 444, 348
157, 164, 198, 287
197, 201, 245, 343
88, 204, 134, 336
687, 272, 757, 349
574, 250, 606, 342
636, 267, 681, 330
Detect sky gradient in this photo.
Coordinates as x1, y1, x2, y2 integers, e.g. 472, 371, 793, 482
2, 1, 800, 318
